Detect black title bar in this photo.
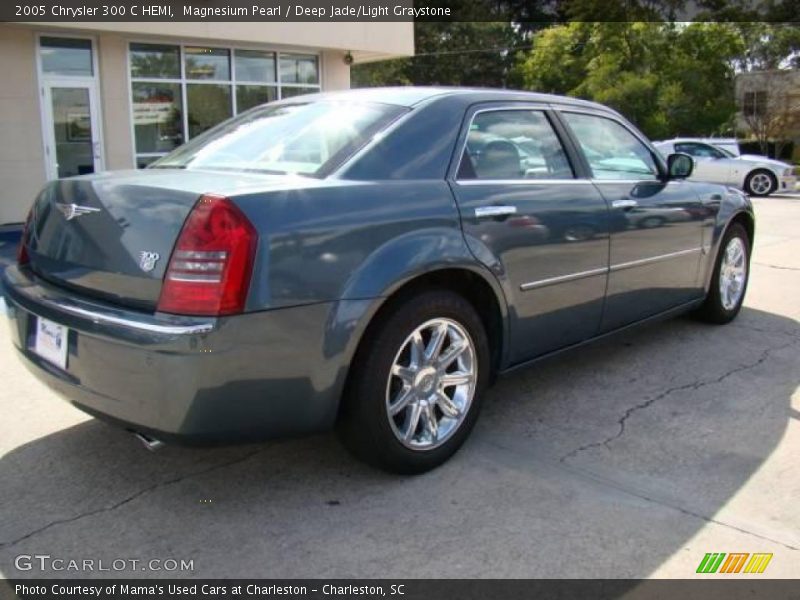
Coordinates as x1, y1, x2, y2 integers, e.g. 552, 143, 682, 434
2, 0, 799, 22
3, 580, 800, 600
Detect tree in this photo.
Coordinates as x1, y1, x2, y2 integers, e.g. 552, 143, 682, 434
516, 22, 744, 139
352, 0, 558, 89
353, 21, 524, 89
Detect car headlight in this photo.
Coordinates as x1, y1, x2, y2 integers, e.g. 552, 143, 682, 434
785, 168, 795, 177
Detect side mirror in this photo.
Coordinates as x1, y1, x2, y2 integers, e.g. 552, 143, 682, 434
667, 153, 694, 179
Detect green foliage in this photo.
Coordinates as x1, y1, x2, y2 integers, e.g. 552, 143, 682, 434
353, 22, 524, 89
518, 22, 746, 138
353, 7, 799, 141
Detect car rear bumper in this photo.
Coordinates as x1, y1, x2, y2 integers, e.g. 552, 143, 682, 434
3, 265, 346, 444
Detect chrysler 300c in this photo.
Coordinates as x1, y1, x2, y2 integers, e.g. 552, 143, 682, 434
3, 88, 754, 473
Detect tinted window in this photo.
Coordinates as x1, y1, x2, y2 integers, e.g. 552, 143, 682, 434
234, 50, 276, 82
675, 142, 725, 159
130, 43, 180, 79
563, 112, 659, 180
459, 110, 574, 180
184, 47, 230, 81
40, 37, 93, 77
280, 54, 319, 84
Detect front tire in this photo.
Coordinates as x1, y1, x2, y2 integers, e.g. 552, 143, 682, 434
695, 223, 750, 324
744, 169, 776, 196
338, 289, 490, 474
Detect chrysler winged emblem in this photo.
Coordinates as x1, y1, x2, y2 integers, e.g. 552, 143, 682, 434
55, 202, 101, 221
139, 251, 160, 273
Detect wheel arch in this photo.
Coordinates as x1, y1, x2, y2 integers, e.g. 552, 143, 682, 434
703, 208, 755, 292
329, 265, 509, 422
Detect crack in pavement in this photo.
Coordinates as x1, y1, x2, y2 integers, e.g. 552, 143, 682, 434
754, 262, 800, 271
0, 447, 266, 550
560, 339, 799, 463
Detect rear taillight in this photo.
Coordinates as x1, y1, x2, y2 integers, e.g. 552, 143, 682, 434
17, 209, 32, 266
157, 194, 257, 316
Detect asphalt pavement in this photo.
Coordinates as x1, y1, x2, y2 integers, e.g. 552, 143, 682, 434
0, 196, 798, 579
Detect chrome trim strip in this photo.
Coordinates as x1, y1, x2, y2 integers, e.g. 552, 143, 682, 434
4, 269, 215, 336
456, 179, 594, 186
609, 248, 702, 273
519, 247, 704, 291
520, 266, 608, 291
46, 302, 216, 335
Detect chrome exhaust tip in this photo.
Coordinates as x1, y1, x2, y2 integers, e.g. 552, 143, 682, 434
134, 432, 165, 452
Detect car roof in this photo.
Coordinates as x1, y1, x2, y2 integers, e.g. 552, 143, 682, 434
274, 86, 614, 112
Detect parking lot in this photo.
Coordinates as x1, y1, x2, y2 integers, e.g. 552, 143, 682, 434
0, 195, 798, 579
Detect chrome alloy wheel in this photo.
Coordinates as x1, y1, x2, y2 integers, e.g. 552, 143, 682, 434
749, 172, 773, 195
385, 318, 477, 450
719, 237, 747, 310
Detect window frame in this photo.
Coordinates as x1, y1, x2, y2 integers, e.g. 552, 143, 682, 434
450, 104, 582, 184
35, 32, 106, 179
556, 109, 668, 182
126, 40, 322, 167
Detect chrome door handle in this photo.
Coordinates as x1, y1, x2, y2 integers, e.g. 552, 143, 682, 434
612, 199, 638, 210
475, 205, 517, 218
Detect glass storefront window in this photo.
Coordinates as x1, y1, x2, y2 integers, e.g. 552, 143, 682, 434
236, 85, 277, 112
187, 84, 232, 138
130, 43, 180, 79
235, 50, 275, 83
279, 54, 319, 85
280, 86, 319, 99
41, 37, 93, 77
129, 43, 320, 167
131, 82, 184, 154
185, 47, 230, 81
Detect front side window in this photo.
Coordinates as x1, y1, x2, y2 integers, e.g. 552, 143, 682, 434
153, 101, 405, 176
675, 142, 725, 159
563, 112, 659, 181
129, 44, 321, 167
458, 110, 574, 180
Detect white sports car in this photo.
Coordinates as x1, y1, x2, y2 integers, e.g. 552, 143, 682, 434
654, 138, 796, 196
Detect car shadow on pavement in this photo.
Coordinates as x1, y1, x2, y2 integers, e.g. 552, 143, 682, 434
0, 306, 797, 578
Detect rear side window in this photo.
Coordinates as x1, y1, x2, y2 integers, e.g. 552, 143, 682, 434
458, 110, 574, 180
562, 112, 659, 181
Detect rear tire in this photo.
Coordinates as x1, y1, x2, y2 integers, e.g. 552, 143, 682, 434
338, 289, 490, 474
695, 223, 750, 324
744, 169, 776, 197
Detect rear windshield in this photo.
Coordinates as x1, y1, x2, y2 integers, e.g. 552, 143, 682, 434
152, 101, 406, 176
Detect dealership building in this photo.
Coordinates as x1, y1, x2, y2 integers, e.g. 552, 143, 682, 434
0, 21, 413, 224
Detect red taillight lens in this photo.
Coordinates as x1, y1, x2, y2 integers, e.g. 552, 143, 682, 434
17, 209, 32, 266
157, 195, 257, 316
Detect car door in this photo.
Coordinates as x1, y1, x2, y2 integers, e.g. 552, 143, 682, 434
674, 142, 733, 184
449, 104, 611, 364
558, 111, 705, 332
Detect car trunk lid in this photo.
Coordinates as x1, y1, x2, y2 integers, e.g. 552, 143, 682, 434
25, 169, 276, 310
